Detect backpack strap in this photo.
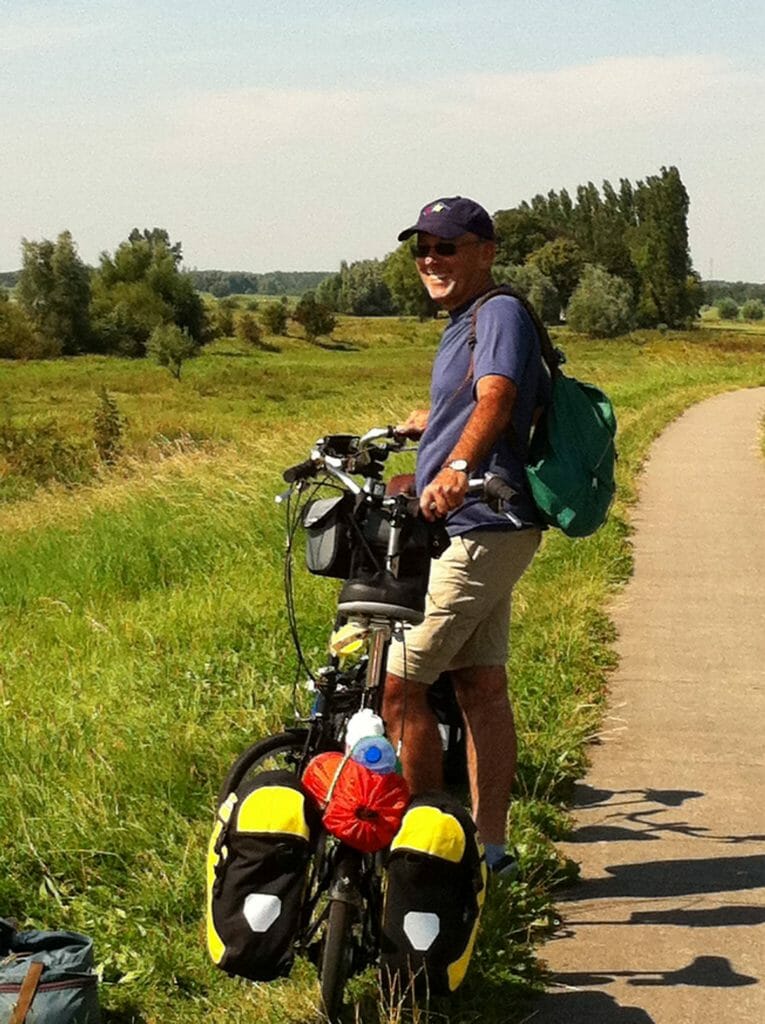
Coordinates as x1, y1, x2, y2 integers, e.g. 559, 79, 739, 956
10, 960, 43, 1024
467, 285, 563, 380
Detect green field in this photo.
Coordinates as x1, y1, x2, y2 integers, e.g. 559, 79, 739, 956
1, 320, 764, 1023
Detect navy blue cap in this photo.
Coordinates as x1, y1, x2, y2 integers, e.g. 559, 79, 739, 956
397, 196, 495, 242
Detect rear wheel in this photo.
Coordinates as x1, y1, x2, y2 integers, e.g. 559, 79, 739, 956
319, 897, 355, 1023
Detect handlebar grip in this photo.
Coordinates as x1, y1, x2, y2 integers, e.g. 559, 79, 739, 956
404, 496, 422, 518
483, 475, 517, 503
282, 459, 318, 483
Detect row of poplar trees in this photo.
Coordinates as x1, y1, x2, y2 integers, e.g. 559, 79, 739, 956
316, 166, 701, 331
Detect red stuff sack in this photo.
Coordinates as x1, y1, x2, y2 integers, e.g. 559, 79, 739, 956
302, 752, 409, 853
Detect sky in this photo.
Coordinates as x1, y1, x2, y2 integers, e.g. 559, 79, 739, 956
2, 0, 764, 281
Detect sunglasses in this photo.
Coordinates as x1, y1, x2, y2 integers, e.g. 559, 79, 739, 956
412, 239, 484, 259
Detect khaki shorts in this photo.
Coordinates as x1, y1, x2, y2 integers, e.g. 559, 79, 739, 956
386, 528, 541, 685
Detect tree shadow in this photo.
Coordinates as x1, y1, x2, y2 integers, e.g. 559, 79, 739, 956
566, 785, 765, 846
312, 339, 359, 351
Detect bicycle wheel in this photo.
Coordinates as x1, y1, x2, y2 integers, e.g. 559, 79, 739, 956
217, 729, 309, 805
319, 897, 355, 1023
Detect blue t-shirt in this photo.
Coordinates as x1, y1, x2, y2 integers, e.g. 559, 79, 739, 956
415, 293, 549, 535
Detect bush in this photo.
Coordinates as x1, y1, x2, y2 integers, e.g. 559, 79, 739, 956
93, 388, 125, 464
565, 264, 635, 338
293, 292, 336, 343
260, 300, 289, 336
147, 323, 200, 380
741, 299, 764, 321
0, 419, 93, 486
0, 298, 62, 359
236, 312, 262, 347
716, 296, 739, 320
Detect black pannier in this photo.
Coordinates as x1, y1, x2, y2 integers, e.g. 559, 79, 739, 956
206, 770, 316, 982
380, 792, 487, 998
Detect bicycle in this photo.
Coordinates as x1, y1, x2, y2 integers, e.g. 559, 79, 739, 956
216, 426, 515, 1021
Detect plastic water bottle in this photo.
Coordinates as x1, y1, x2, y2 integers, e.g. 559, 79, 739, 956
345, 709, 385, 751
350, 735, 398, 775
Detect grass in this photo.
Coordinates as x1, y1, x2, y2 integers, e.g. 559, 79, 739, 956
1, 322, 764, 1023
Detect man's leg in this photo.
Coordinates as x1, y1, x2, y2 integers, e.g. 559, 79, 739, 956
451, 664, 516, 846
382, 672, 443, 793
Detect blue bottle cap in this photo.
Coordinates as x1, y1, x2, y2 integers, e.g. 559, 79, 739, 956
364, 745, 382, 764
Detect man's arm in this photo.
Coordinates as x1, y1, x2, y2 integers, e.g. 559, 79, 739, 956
419, 374, 517, 521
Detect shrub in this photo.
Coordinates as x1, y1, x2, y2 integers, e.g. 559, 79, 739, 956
93, 388, 125, 464
716, 296, 739, 320
0, 299, 62, 359
260, 300, 289, 336
565, 264, 635, 338
741, 299, 764, 321
0, 419, 93, 485
236, 312, 262, 347
147, 323, 199, 380
492, 264, 560, 324
293, 292, 336, 343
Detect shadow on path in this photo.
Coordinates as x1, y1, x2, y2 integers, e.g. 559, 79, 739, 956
554, 954, 757, 990
563, 854, 765, 902
527, 990, 656, 1023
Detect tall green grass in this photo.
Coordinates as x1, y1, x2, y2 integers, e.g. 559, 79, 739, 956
1, 325, 764, 1023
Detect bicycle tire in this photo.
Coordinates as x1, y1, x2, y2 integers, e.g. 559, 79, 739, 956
216, 729, 309, 805
319, 897, 355, 1023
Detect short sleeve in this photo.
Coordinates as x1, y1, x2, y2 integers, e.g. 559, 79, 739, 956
472, 296, 538, 388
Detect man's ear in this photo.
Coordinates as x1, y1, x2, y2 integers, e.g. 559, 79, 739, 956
480, 240, 497, 269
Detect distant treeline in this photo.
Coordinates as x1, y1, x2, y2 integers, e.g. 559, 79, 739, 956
0, 271, 19, 288
702, 280, 765, 305
316, 166, 710, 332
187, 269, 330, 297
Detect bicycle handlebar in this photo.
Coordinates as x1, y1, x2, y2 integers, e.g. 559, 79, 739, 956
280, 428, 518, 513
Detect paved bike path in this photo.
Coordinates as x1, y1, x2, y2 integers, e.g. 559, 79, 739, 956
530, 387, 765, 1024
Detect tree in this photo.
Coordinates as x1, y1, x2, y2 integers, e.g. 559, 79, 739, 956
292, 292, 336, 342
566, 264, 635, 338
17, 231, 91, 354
492, 264, 560, 324
260, 299, 289, 336
525, 237, 584, 310
492, 208, 554, 266
382, 243, 436, 318
91, 229, 207, 356
0, 293, 58, 359
627, 167, 698, 327
716, 296, 739, 320
741, 299, 764, 321
147, 323, 199, 380
316, 259, 394, 316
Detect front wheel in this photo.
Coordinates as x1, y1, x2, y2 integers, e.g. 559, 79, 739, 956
319, 897, 355, 1023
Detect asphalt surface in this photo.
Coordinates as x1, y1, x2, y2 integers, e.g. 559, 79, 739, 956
529, 387, 765, 1024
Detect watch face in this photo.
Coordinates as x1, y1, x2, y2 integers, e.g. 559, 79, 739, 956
448, 460, 469, 472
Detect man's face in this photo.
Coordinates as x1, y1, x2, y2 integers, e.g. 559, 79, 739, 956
414, 231, 496, 311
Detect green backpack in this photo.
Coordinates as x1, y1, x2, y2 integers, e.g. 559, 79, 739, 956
469, 287, 617, 538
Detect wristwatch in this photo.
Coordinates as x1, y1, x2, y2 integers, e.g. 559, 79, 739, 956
445, 459, 469, 474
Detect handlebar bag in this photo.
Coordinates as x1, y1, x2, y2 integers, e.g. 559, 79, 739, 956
207, 770, 316, 982
303, 494, 354, 578
380, 793, 487, 998
0, 919, 101, 1024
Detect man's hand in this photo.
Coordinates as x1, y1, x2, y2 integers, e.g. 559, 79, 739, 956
419, 466, 469, 522
395, 408, 430, 440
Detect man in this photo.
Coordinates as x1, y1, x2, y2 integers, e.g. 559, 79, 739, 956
383, 196, 549, 876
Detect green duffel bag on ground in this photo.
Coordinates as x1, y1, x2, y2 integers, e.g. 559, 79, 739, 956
0, 919, 101, 1024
